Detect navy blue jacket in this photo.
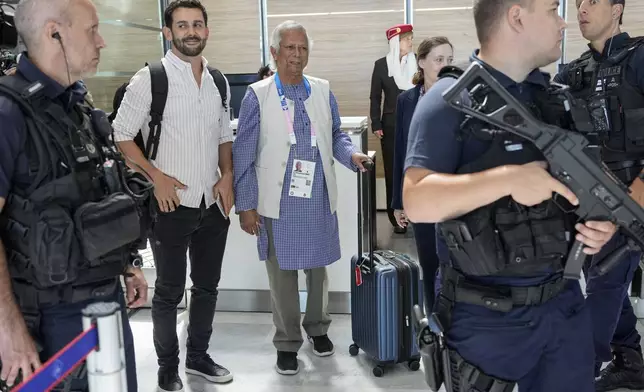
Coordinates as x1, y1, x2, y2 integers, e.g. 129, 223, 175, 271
392, 84, 421, 210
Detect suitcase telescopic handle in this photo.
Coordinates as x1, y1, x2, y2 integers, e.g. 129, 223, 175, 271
357, 152, 377, 271
362, 160, 374, 171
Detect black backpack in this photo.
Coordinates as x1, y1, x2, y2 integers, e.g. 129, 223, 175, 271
107, 61, 228, 160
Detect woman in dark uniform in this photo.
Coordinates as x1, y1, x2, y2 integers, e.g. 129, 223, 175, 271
391, 36, 454, 312
369, 24, 416, 234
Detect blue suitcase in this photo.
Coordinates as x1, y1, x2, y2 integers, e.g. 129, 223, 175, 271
349, 154, 423, 377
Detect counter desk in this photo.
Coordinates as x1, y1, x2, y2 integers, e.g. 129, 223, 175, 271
138, 116, 371, 314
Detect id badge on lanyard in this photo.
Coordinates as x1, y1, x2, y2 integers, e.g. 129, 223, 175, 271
274, 73, 317, 149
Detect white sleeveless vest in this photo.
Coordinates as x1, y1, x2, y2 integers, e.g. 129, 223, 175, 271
249, 74, 338, 219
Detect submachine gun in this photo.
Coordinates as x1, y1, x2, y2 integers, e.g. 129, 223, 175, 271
411, 62, 644, 392
442, 61, 644, 280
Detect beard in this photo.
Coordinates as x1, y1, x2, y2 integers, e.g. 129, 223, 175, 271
172, 35, 207, 57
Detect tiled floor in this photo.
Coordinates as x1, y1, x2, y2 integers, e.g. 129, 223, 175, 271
130, 310, 433, 392
129, 310, 644, 392
130, 213, 644, 392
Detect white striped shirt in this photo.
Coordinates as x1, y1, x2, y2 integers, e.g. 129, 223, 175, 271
112, 50, 233, 209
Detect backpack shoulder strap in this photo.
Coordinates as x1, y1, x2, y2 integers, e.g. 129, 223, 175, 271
107, 82, 128, 124
207, 66, 228, 110
143, 61, 168, 160
148, 61, 169, 122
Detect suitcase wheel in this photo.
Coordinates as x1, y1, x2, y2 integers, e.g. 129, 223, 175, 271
408, 359, 420, 371
349, 344, 359, 356
372, 365, 385, 377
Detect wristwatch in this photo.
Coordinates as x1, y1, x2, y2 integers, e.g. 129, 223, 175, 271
123, 251, 143, 278
130, 252, 144, 269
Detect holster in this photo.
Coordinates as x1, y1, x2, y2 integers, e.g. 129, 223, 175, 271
448, 349, 516, 392
418, 323, 517, 392
417, 318, 446, 391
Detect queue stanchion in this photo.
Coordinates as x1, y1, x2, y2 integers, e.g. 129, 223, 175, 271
82, 302, 128, 392
7, 301, 127, 392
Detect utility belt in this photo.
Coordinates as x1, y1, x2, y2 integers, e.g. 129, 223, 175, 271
436, 266, 566, 323
415, 266, 565, 392
12, 273, 121, 334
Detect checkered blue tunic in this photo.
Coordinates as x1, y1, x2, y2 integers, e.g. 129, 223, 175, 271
233, 82, 358, 270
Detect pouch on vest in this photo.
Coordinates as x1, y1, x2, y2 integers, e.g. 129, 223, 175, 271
29, 200, 82, 289
74, 192, 141, 263
438, 207, 503, 276
439, 200, 568, 277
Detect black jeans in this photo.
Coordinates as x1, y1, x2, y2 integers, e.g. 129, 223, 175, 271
150, 199, 230, 369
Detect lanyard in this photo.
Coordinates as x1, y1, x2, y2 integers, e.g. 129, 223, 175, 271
274, 73, 316, 149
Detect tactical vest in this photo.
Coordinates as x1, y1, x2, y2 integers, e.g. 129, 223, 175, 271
437, 70, 573, 278
565, 37, 644, 184
0, 74, 151, 313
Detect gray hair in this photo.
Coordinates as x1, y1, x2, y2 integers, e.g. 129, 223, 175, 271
269, 20, 312, 70
14, 0, 72, 51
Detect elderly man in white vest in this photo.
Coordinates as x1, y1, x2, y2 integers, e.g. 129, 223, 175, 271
233, 20, 370, 375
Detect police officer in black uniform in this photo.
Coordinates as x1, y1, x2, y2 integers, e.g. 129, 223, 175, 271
404, 0, 618, 390
553, 1, 644, 390
0, 0, 150, 390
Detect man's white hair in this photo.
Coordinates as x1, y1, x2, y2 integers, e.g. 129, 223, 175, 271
14, 0, 72, 51
269, 20, 312, 70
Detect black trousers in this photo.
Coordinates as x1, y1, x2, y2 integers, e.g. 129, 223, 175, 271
412, 222, 439, 313
149, 198, 230, 369
380, 113, 397, 228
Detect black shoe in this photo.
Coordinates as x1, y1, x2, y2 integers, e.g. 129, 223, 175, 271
185, 355, 233, 384
157, 368, 184, 392
276, 351, 299, 375
596, 347, 644, 392
309, 334, 335, 357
